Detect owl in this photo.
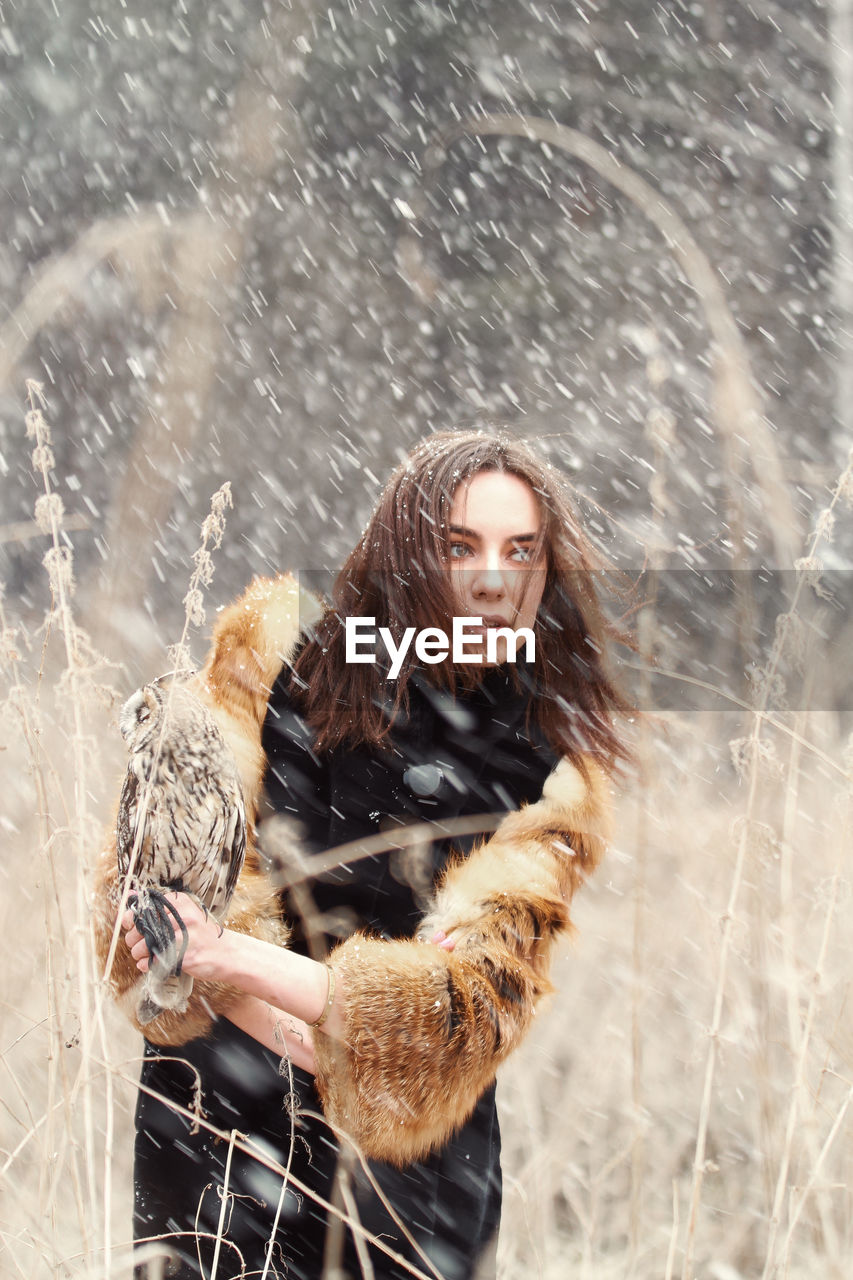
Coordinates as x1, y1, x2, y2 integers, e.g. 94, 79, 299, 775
117, 675, 247, 1025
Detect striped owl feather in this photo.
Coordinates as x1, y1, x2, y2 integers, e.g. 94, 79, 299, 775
117, 675, 247, 1025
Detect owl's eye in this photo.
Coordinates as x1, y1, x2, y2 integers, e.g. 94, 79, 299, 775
138, 707, 151, 723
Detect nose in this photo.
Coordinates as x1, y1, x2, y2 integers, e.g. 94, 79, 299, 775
471, 553, 507, 602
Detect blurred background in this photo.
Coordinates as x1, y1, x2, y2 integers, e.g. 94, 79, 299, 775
1, 3, 851, 1278
1, 0, 848, 659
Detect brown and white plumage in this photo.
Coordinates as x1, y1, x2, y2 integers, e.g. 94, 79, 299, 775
117, 677, 247, 1024
95, 574, 312, 1046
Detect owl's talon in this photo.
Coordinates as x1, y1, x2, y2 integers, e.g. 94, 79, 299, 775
128, 887, 190, 978
159, 894, 190, 976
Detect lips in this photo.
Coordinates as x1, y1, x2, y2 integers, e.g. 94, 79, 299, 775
473, 615, 511, 628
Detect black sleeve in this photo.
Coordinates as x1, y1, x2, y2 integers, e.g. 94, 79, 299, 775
261, 675, 332, 856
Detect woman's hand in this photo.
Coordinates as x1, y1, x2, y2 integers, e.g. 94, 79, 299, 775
122, 893, 341, 1035
122, 892, 234, 983
121, 895, 458, 1050
429, 929, 457, 952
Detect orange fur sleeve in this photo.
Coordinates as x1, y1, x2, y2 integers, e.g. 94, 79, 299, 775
312, 757, 611, 1166
92, 574, 320, 1045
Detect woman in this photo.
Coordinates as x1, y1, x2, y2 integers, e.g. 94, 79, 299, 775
108, 428, 630, 1280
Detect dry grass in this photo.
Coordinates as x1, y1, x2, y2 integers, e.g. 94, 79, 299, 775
499, 708, 852, 1279
1, 393, 851, 1279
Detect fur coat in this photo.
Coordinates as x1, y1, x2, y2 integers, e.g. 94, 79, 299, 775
94, 574, 611, 1166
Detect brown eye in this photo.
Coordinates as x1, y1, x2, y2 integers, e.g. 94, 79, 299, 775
138, 707, 151, 723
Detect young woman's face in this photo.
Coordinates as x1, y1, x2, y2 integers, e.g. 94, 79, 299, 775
444, 470, 548, 666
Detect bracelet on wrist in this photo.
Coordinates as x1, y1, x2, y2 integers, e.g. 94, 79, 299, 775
309, 961, 336, 1029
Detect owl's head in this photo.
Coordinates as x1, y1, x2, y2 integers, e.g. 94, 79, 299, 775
119, 684, 164, 751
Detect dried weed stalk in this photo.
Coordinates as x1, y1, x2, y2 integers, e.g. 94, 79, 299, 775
99, 479, 233, 988
682, 448, 853, 1280
0, 382, 120, 1278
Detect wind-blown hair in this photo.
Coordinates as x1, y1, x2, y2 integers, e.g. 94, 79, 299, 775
290, 428, 633, 771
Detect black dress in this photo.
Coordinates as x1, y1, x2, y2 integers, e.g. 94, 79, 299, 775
133, 662, 557, 1279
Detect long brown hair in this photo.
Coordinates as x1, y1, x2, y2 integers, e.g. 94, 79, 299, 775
290, 428, 633, 772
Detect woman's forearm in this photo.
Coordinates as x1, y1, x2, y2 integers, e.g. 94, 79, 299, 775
215, 929, 344, 1036
123, 896, 344, 1039
225, 995, 317, 1074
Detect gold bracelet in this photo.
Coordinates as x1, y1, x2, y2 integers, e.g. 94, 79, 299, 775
309, 961, 335, 1030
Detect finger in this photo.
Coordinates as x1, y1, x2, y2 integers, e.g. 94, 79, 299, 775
430, 929, 457, 952
124, 926, 143, 949
130, 939, 150, 962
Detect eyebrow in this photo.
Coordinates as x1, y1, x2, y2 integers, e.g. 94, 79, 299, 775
448, 525, 540, 542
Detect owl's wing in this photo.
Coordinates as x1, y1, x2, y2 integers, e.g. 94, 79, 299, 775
116, 768, 139, 880
181, 785, 246, 916
222, 794, 247, 911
